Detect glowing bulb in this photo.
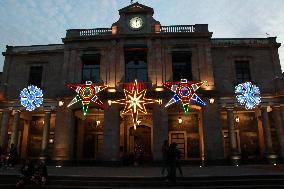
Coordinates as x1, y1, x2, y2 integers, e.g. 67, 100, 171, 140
108, 100, 112, 106
235, 116, 240, 123
178, 117, 183, 124
58, 100, 64, 107
137, 120, 141, 125
108, 88, 116, 93
155, 86, 164, 92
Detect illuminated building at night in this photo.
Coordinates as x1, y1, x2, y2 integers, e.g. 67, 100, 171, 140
1, 2, 284, 165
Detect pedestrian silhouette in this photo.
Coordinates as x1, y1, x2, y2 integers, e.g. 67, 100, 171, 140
161, 140, 169, 177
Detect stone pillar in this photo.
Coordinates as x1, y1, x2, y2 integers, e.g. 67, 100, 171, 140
0, 110, 10, 152
202, 102, 224, 164
273, 105, 284, 159
103, 105, 120, 162
152, 106, 168, 161
261, 106, 277, 163
53, 109, 75, 162
10, 110, 20, 147
41, 111, 51, 158
226, 108, 240, 165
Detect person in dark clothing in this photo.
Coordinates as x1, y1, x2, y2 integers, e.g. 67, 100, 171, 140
161, 140, 169, 177
167, 142, 179, 183
176, 147, 183, 177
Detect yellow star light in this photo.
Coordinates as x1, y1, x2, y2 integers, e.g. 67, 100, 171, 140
112, 80, 160, 129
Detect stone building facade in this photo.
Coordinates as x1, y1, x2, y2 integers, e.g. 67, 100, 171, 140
0, 3, 284, 165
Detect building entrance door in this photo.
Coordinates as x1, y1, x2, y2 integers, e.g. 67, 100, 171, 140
73, 108, 104, 160
129, 125, 152, 161
222, 130, 240, 158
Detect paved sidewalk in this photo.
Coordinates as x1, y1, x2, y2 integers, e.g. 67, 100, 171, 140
1, 164, 284, 177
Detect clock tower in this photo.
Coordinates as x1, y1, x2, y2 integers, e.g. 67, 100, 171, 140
112, 2, 160, 34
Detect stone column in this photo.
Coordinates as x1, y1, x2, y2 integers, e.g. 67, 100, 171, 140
261, 106, 277, 164
53, 108, 75, 162
41, 111, 51, 158
152, 105, 168, 161
273, 105, 284, 159
103, 105, 120, 162
10, 110, 20, 147
0, 110, 10, 152
202, 102, 224, 164
226, 108, 240, 165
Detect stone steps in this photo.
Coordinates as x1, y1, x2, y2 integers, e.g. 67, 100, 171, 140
1, 175, 284, 188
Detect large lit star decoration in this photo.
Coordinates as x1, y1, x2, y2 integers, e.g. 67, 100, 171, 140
20, 85, 43, 111
67, 81, 107, 116
111, 80, 161, 130
163, 79, 206, 115
235, 82, 261, 109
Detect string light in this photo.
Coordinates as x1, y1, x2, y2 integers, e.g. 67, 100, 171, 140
20, 85, 43, 111
235, 82, 261, 110
67, 81, 107, 116
111, 80, 160, 129
163, 79, 206, 115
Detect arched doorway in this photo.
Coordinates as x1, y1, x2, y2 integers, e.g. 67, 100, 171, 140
73, 108, 104, 160
129, 125, 152, 161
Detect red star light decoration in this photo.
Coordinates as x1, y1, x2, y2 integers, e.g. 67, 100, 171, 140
163, 79, 207, 115
67, 81, 108, 116
111, 80, 161, 129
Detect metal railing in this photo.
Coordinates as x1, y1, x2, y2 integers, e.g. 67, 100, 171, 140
66, 28, 112, 38
79, 28, 112, 36
160, 25, 195, 33
65, 24, 209, 38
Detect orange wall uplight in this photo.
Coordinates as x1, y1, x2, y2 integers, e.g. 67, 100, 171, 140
112, 26, 118, 35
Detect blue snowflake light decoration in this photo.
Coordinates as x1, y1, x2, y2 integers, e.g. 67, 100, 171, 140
235, 82, 261, 110
20, 85, 43, 111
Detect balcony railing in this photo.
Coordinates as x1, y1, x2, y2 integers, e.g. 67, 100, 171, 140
66, 28, 112, 38
160, 25, 195, 33
65, 24, 208, 38
211, 38, 278, 47
80, 28, 112, 36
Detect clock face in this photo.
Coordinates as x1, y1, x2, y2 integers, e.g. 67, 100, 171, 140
129, 16, 143, 30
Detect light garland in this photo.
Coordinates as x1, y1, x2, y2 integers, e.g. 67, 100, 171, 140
163, 79, 206, 114
67, 81, 107, 116
235, 82, 261, 109
20, 85, 43, 111
111, 80, 160, 129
